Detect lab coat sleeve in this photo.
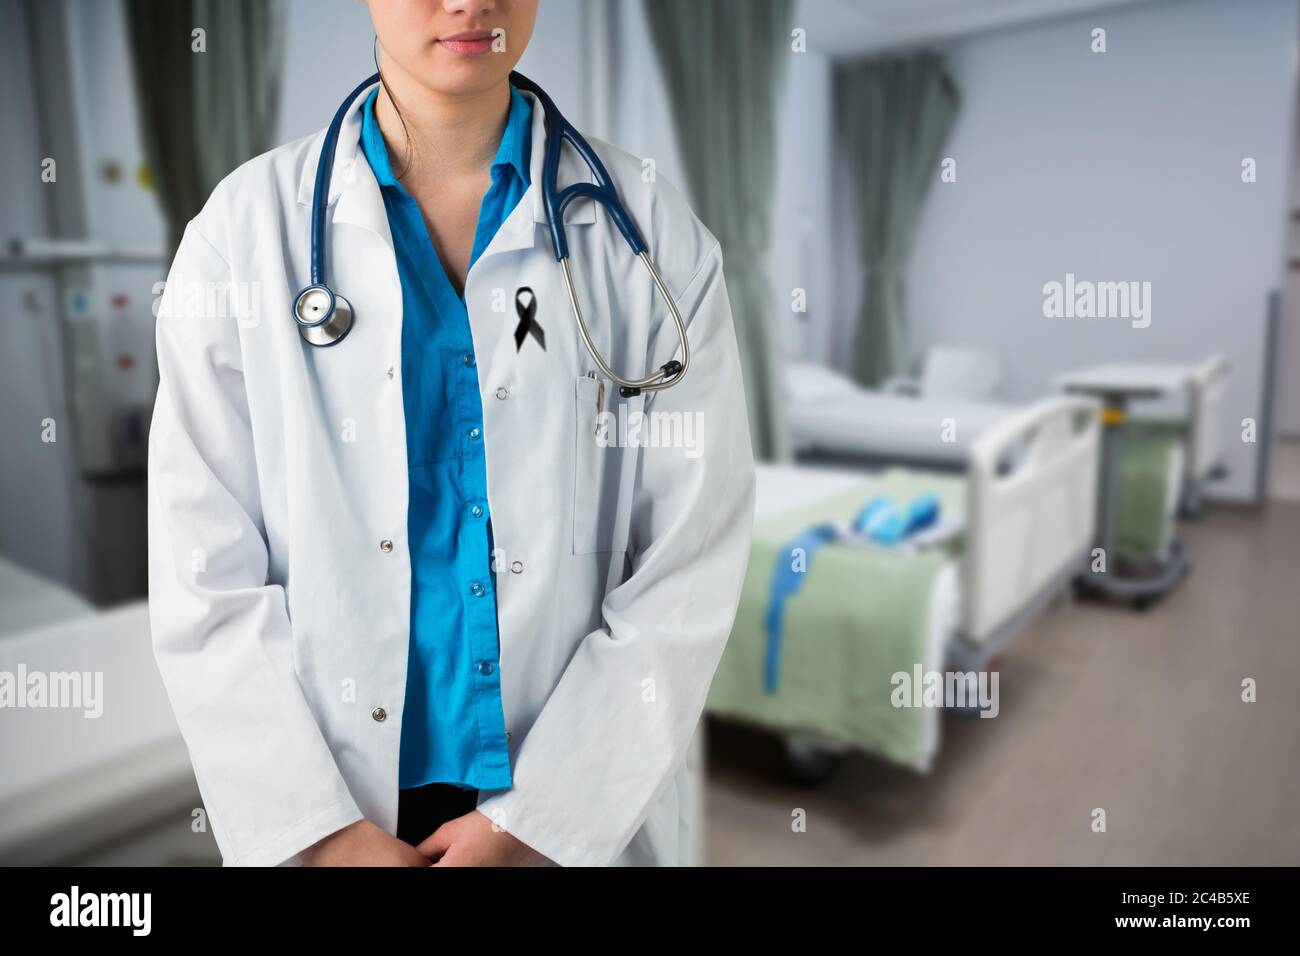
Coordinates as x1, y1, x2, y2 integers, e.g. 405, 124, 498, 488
147, 220, 365, 866
477, 240, 756, 866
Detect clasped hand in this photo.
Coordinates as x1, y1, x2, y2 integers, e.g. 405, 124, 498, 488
299, 810, 547, 866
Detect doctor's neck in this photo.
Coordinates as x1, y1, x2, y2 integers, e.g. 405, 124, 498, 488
374, 63, 511, 182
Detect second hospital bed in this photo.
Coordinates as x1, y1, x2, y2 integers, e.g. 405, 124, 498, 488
785, 358, 1010, 469
0, 558, 206, 864
784, 357, 1225, 564
706, 394, 1100, 776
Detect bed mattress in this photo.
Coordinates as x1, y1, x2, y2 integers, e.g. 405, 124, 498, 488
789, 392, 1012, 465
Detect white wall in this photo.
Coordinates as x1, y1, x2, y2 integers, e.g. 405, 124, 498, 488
899, 0, 1298, 501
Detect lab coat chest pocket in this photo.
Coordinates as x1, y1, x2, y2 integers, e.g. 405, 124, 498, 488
573, 374, 630, 554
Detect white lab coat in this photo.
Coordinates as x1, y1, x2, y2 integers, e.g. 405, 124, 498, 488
146, 83, 755, 867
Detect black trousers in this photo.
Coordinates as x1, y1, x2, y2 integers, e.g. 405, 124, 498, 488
396, 782, 480, 846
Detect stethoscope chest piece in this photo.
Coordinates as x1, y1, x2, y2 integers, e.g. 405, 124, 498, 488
294, 284, 354, 347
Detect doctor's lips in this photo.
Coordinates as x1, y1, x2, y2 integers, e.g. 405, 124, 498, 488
437, 29, 498, 56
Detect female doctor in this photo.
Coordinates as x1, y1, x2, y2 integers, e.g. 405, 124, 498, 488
147, 0, 754, 866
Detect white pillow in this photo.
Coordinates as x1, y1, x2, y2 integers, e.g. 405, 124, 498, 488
784, 361, 860, 403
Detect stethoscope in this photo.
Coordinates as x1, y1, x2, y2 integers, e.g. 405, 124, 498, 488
292, 72, 689, 398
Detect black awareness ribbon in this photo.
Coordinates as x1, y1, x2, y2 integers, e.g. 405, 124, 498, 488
513, 287, 545, 353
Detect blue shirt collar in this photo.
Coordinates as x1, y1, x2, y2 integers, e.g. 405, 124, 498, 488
496, 84, 533, 184
360, 83, 532, 191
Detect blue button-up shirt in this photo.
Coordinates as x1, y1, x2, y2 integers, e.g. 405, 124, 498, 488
358, 84, 532, 791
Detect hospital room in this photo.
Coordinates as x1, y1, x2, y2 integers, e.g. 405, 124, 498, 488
1, 0, 1298, 888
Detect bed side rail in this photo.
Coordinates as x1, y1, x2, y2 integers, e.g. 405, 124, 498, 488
962, 394, 1101, 643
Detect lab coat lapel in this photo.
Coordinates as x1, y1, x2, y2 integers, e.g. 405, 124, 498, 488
476, 88, 598, 258
465, 89, 598, 376
295, 79, 393, 256
292, 82, 404, 433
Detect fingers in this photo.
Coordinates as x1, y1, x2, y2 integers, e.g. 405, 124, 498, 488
416, 822, 455, 862
401, 841, 434, 866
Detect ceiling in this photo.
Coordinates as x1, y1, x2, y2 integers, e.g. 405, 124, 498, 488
795, 0, 1162, 56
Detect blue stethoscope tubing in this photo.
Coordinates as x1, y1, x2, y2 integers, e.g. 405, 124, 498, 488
293, 71, 690, 397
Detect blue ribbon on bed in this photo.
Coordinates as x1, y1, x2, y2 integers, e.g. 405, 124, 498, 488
763, 493, 942, 693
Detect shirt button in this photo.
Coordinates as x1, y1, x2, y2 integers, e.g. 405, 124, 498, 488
510, 560, 524, 574
468, 427, 481, 441
386, 366, 395, 380
471, 504, 484, 518
371, 707, 387, 722
463, 353, 476, 367
478, 661, 495, 676
470, 582, 485, 597
379, 538, 394, 553
495, 387, 509, 400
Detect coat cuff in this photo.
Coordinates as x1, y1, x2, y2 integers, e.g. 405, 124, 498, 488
475, 794, 606, 867
223, 796, 365, 867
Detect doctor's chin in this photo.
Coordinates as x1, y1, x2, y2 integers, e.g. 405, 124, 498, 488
2, 0, 1297, 918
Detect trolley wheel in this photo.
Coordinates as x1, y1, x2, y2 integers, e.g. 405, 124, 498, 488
782, 734, 842, 787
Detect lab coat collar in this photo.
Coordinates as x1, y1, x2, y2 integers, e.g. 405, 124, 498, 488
293, 79, 389, 247
294, 80, 597, 257
487, 87, 598, 258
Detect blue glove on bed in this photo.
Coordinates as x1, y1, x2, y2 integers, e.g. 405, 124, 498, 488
852, 492, 941, 544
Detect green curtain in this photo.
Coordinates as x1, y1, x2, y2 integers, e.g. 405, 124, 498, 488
124, 0, 286, 260
834, 54, 958, 387
643, 0, 794, 462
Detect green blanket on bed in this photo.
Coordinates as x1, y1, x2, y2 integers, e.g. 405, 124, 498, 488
706, 469, 966, 771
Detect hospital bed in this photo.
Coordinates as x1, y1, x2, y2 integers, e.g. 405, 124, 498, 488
786, 356, 1011, 469
787, 354, 1224, 570
0, 557, 204, 864
707, 394, 1100, 780
879, 346, 1003, 402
